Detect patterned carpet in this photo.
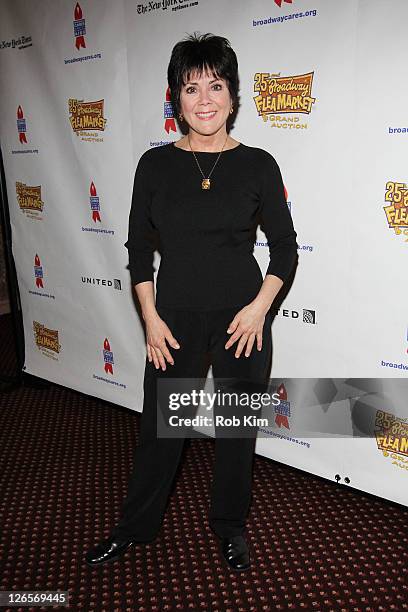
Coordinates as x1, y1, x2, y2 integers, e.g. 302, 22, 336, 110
0, 312, 407, 611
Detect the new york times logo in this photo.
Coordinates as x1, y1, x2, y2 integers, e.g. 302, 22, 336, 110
137, 0, 198, 14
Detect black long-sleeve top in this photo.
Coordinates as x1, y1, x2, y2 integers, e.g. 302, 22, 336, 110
124, 142, 298, 311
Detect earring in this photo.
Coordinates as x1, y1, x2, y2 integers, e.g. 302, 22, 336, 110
179, 113, 184, 121
229, 106, 234, 114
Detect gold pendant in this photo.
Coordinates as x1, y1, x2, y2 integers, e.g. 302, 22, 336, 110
202, 178, 211, 190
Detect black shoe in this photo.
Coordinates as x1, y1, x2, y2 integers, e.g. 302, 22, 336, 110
220, 535, 251, 571
85, 535, 137, 566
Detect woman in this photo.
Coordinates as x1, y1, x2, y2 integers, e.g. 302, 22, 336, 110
85, 32, 298, 572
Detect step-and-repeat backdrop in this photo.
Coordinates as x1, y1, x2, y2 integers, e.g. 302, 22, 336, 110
0, 0, 407, 506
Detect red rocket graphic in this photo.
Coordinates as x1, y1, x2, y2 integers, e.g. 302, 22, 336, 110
275, 383, 290, 428
17, 106, 27, 144
164, 87, 177, 134
34, 254, 44, 288
103, 338, 114, 374
74, 3, 86, 50
275, 0, 293, 7
90, 181, 101, 222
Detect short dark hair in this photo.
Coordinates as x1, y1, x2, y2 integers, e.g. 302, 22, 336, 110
167, 32, 239, 121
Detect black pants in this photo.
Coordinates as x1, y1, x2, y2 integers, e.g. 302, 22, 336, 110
111, 305, 272, 541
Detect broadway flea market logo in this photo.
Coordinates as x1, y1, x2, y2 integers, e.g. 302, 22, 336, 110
253, 71, 316, 129
16, 182, 44, 219
33, 322, 61, 360
375, 410, 408, 470
68, 98, 107, 142
383, 181, 408, 241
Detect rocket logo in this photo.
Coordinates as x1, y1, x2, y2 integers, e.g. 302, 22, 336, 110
283, 185, 292, 214
103, 338, 114, 374
275, 383, 290, 429
34, 254, 44, 288
164, 87, 176, 134
90, 181, 101, 222
284, 184, 292, 213
275, 0, 293, 6
17, 105, 27, 144
74, 3, 86, 50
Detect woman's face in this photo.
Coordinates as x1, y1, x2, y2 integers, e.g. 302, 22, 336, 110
178, 68, 232, 137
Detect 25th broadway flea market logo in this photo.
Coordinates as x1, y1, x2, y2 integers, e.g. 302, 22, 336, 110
68, 98, 107, 141
16, 182, 44, 218
33, 322, 61, 360
383, 181, 408, 241
375, 410, 408, 469
253, 71, 316, 129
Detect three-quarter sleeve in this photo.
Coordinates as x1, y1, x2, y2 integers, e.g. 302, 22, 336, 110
258, 152, 298, 283
124, 152, 157, 286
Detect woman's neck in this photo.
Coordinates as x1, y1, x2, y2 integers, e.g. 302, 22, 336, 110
175, 131, 239, 152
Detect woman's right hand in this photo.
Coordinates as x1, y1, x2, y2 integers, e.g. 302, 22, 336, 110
145, 311, 180, 371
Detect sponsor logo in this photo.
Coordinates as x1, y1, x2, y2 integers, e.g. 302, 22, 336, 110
81, 182, 115, 235
136, 0, 200, 15
68, 98, 107, 141
303, 309, 316, 324
91, 338, 127, 389
253, 71, 316, 129
17, 105, 28, 144
283, 184, 291, 212
164, 86, 177, 133
16, 182, 44, 219
275, 0, 292, 6
29, 256, 55, 299
103, 338, 114, 374
274, 383, 290, 428
64, 3, 102, 64
273, 307, 317, 324
34, 254, 44, 288
90, 181, 101, 222
383, 180, 408, 241
81, 277, 122, 290
375, 410, 408, 467
0, 34, 32, 51
33, 322, 61, 360
74, 2, 86, 50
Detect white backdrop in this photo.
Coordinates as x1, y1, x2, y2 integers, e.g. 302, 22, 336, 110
0, 0, 407, 507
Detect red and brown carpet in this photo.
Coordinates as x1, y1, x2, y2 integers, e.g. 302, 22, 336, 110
0, 313, 407, 611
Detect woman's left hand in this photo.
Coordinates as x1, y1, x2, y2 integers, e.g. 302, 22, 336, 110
225, 302, 269, 358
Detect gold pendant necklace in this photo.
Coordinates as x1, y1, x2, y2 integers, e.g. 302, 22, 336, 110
188, 134, 229, 190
